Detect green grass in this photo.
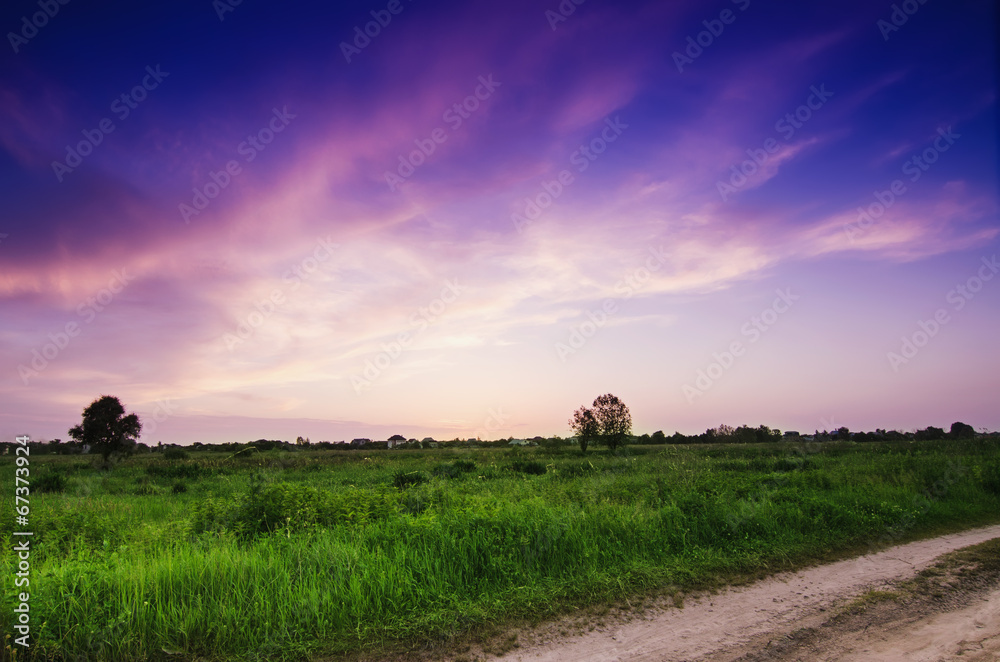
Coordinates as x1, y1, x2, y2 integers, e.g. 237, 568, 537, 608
2, 438, 999, 661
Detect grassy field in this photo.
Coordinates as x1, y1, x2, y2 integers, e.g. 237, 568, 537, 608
2, 438, 1000, 661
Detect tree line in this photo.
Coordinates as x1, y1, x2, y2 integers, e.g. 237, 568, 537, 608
4, 394, 989, 461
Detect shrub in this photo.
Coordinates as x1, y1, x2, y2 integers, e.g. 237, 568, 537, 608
235, 482, 326, 535
34, 471, 68, 493
775, 457, 811, 472
132, 483, 160, 496
191, 482, 399, 538
172, 481, 188, 494
163, 447, 189, 460
432, 460, 477, 479
393, 470, 428, 489
400, 491, 429, 515
556, 461, 597, 478
981, 460, 1000, 495
146, 462, 211, 480
510, 460, 547, 475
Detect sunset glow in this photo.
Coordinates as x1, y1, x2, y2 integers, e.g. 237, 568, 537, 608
1, 0, 997, 443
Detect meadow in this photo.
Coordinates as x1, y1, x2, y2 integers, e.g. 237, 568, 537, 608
2, 438, 1000, 661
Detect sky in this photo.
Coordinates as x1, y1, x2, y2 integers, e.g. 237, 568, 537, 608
0, 0, 997, 444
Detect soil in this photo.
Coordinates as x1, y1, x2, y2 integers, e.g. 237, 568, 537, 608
481, 524, 1000, 662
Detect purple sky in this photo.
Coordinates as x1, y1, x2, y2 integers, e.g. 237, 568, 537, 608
1, 0, 997, 444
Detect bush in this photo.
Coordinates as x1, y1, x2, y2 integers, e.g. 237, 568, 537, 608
774, 457, 811, 472
393, 470, 428, 489
172, 481, 188, 494
146, 462, 211, 480
510, 460, 547, 475
34, 471, 68, 493
163, 447, 189, 460
132, 482, 160, 496
557, 461, 597, 478
432, 460, 477, 479
400, 490, 429, 515
981, 460, 1000, 495
235, 482, 327, 535
191, 482, 400, 538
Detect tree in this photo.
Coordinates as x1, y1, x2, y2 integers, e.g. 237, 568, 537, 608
570, 394, 633, 452
569, 406, 598, 453
915, 426, 945, 441
592, 394, 632, 451
949, 422, 975, 439
68, 395, 142, 461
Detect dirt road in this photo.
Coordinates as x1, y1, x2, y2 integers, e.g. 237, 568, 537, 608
492, 524, 1000, 662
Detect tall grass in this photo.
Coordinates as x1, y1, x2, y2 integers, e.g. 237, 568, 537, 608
2, 439, 999, 660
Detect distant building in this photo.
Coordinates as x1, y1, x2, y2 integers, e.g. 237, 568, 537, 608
783, 431, 800, 438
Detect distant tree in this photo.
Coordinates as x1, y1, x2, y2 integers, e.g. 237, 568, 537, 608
915, 426, 946, 441
592, 394, 633, 451
569, 406, 599, 453
68, 395, 142, 462
949, 422, 975, 439
651, 430, 667, 444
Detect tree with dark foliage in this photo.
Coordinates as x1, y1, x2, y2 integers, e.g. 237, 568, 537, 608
68, 395, 141, 461
949, 422, 975, 439
570, 394, 633, 452
569, 406, 599, 453
592, 393, 632, 451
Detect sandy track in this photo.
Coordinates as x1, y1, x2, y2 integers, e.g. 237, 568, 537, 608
493, 524, 1000, 662
807, 586, 1000, 661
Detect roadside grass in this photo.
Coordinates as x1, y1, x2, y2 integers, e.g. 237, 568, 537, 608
1, 438, 998, 661
843, 535, 1000, 616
